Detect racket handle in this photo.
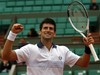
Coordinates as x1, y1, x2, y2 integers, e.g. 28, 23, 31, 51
89, 44, 99, 62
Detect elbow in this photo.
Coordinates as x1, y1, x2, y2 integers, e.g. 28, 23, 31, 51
2, 56, 10, 61
76, 57, 90, 68
1, 52, 9, 61
81, 64, 89, 68
2, 54, 8, 61
80, 62, 89, 68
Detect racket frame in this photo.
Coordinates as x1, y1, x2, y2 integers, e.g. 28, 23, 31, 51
67, 1, 99, 62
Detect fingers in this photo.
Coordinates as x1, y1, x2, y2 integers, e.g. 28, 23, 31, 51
87, 33, 94, 44
83, 33, 94, 46
14, 24, 23, 30
11, 23, 24, 34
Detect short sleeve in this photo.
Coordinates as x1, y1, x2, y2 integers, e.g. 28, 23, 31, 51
15, 44, 30, 63
64, 47, 80, 67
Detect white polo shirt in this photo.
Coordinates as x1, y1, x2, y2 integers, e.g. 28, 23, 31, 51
15, 42, 80, 75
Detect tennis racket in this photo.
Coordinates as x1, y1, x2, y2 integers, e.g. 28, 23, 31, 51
67, 1, 99, 62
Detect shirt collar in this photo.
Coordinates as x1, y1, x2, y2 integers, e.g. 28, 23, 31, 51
37, 41, 57, 48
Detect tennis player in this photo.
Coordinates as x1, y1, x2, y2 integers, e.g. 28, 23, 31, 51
2, 18, 94, 75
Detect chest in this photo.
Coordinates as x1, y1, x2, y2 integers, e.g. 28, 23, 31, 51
28, 48, 65, 68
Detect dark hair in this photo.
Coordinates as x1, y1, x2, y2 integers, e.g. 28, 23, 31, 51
39, 18, 56, 32
27, 28, 38, 37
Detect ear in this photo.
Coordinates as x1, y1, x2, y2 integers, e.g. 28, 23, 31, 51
54, 32, 56, 37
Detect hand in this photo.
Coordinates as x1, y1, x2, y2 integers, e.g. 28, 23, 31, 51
83, 33, 94, 47
11, 23, 23, 34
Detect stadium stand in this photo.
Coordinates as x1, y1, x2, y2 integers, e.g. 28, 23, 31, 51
0, 0, 100, 75
88, 70, 100, 75
63, 70, 72, 75
74, 70, 87, 75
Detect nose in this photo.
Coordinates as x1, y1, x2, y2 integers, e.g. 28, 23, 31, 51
48, 28, 50, 31
46, 27, 51, 31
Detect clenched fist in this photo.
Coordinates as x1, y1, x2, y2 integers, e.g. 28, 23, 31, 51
11, 23, 23, 34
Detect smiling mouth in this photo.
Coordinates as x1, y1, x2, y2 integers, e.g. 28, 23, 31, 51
45, 34, 51, 36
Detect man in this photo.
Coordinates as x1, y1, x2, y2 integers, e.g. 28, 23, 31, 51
2, 18, 94, 75
18, 37, 29, 48
27, 28, 39, 37
89, 0, 99, 10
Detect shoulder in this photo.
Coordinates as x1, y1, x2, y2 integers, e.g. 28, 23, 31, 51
56, 45, 70, 52
19, 44, 38, 50
56, 45, 69, 49
15, 44, 37, 53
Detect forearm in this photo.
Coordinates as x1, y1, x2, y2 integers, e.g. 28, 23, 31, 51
2, 40, 14, 60
81, 46, 91, 67
76, 53, 90, 67
76, 46, 91, 67
76, 33, 94, 67
80, 53, 90, 67
2, 31, 17, 60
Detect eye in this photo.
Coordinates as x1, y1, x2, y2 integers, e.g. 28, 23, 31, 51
50, 27, 54, 30
43, 26, 54, 31
43, 27, 48, 29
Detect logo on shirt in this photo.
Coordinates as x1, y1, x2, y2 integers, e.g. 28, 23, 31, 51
58, 56, 62, 60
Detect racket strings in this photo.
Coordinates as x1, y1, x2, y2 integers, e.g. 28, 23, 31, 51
69, 3, 87, 32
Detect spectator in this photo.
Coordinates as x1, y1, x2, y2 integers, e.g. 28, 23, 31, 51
27, 28, 39, 37
1, 60, 12, 72
18, 38, 29, 48
89, 0, 99, 10
89, 0, 99, 32
0, 57, 2, 73
0, 50, 12, 73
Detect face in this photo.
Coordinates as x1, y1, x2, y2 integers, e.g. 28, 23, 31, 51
20, 38, 26, 43
39, 23, 56, 40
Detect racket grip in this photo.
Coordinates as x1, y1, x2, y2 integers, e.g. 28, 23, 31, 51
89, 44, 99, 62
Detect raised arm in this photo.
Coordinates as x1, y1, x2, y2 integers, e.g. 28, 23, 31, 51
75, 33, 94, 67
2, 24, 23, 61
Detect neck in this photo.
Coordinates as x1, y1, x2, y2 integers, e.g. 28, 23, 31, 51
41, 39, 53, 51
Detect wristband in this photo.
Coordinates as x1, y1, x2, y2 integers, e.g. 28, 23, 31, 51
85, 46, 91, 54
7, 31, 17, 41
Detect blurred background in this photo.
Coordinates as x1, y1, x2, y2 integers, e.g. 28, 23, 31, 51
0, 0, 100, 75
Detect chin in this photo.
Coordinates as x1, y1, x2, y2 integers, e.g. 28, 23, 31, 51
44, 37, 53, 40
